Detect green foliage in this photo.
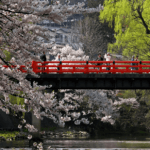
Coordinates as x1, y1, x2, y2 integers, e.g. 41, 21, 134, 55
121, 103, 131, 112
81, 95, 91, 108
3, 50, 12, 61
23, 128, 28, 132
117, 90, 150, 103
41, 127, 57, 131
9, 94, 24, 105
146, 99, 150, 106
83, 95, 89, 102
9, 91, 25, 117
99, 0, 150, 60
119, 142, 150, 148
66, 131, 72, 134
0, 131, 19, 141
28, 31, 33, 34
117, 90, 136, 99
145, 110, 150, 119
5, 32, 9, 36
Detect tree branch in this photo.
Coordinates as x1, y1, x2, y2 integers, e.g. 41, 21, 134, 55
137, 6, 150, 34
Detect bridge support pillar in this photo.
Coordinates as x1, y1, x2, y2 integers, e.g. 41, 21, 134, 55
29, 112, 42, 147
32, 111, 41, 138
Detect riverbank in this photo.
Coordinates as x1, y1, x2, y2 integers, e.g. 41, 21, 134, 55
0, 129, 89, 141
1, 130, 150, 149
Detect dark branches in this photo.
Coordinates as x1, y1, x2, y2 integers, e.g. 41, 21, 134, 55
137, 6, 150, 34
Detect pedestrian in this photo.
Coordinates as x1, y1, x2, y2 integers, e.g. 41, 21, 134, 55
135, 55, 139, 70
104, 52, 111, 73
131, 55, 135, 71
40, 52, 47, 73
96, 53, 103, 72
56, 54, 62, 73
57, 54, 61, 61
40, 52, 47, 61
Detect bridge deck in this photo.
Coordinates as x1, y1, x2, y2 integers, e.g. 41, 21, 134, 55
26, 74, 150, 89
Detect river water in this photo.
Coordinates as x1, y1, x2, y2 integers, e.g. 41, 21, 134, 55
1, 135, 150, 149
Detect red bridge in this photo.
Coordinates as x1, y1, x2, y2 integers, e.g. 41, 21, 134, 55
3, 61, 150, 89
3, 61, 150, 74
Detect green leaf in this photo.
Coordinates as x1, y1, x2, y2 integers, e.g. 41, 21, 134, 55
3, 50, 12, 61
99, 0, 150, 60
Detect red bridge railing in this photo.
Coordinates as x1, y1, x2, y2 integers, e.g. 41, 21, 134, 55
2, 61, 150, 74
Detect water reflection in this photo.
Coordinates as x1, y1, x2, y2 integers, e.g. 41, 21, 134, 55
0, 148, 32, 150
1, 136, 150, 149
48, 149, 150, 150
44, 139, 150, 149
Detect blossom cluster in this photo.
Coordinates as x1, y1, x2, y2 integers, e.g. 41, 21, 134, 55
25, 124, 38, 132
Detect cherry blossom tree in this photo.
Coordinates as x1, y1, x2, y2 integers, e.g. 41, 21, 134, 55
0, 0, 104, 139
48, 44, 107, 71
47, 45, 119, 127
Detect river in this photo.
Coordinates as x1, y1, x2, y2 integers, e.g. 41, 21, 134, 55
1, 135, 150, 149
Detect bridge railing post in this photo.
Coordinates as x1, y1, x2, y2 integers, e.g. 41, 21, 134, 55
45, 61, 49, 74
44, 61, 47, 74
112, 61, 116, 74
32, 61, 38, 73
72, 66, 75, 74
126, 62, 130, 73
84, 61, 89, 74
139, 61, 142, 74
59, 61, 62, 74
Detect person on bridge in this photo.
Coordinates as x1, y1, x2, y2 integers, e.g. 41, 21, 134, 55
96, 53, 103, 71
57, 54, 62, 73
40, 52, 47, 61
104, 53, 111, 73
135, 55, 139, 70
131, 55, 135, 71
40, 52, 47, 73
57, 54, 61, 61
